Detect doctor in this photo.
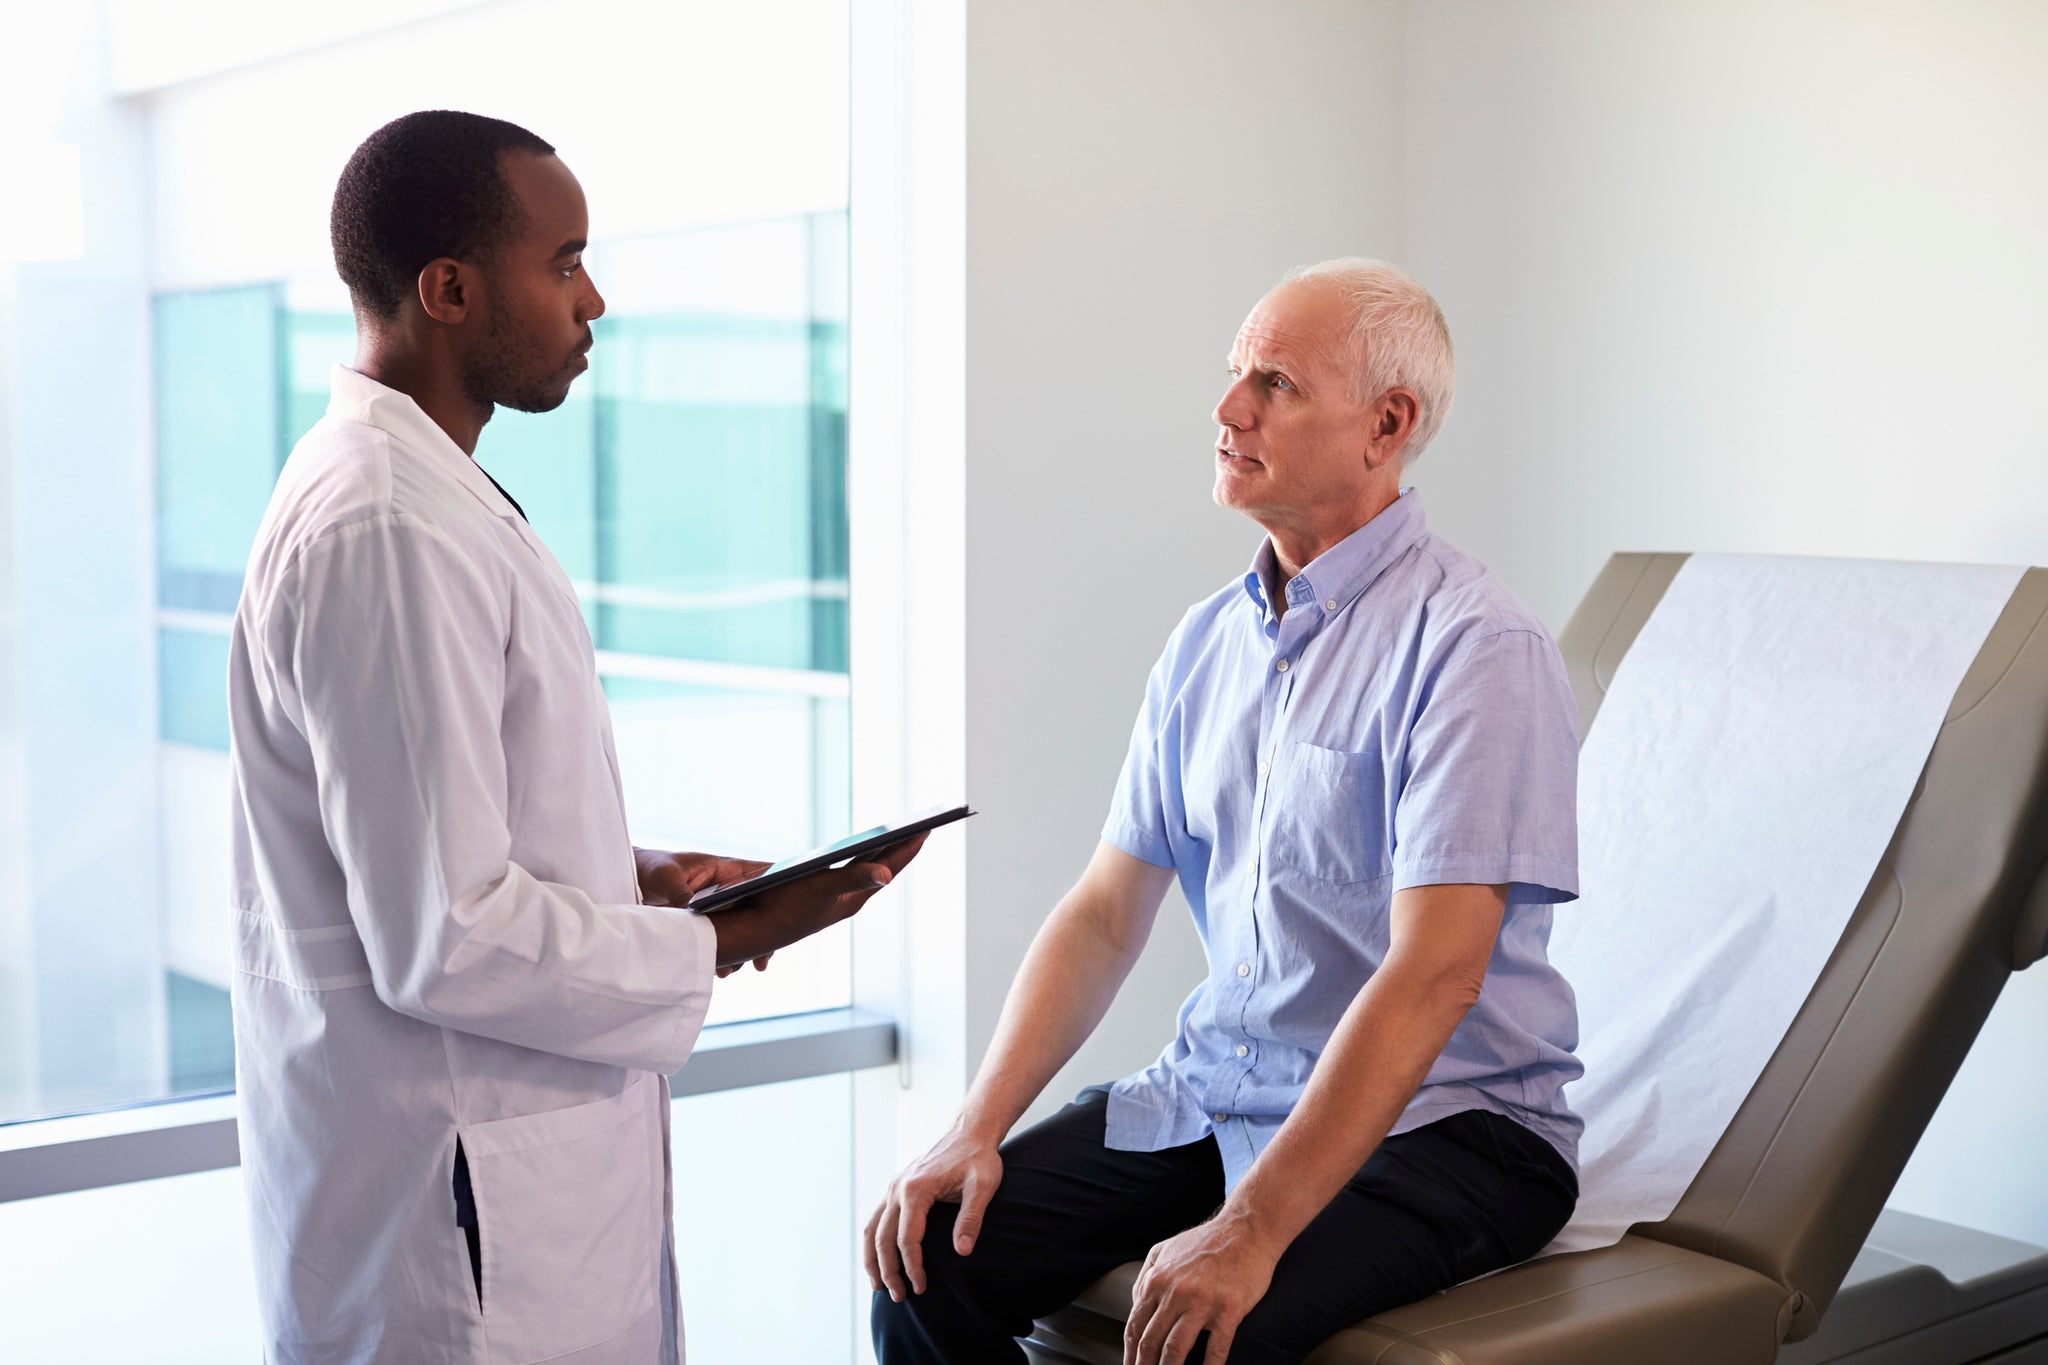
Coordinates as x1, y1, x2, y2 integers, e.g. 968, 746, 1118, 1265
228, 110, 918, 1364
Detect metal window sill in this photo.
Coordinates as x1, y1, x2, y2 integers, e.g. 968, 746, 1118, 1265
0, 1007, 895, 1204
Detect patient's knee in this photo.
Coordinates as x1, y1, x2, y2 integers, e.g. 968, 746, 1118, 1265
870, 1204, 1023, 1349
906, 1202, 978, 1291
880, 1202, 980, 1300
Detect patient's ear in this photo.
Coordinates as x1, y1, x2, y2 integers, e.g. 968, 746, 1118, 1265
1367, 388, 1419, 469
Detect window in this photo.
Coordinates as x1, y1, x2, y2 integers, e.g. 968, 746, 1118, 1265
3, 1, 877, 1359
143, 215, 853, 1077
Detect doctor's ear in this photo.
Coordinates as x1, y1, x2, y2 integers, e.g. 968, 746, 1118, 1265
415, 258, 474, 325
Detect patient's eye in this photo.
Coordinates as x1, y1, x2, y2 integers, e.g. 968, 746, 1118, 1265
1270, 374, 1293, 392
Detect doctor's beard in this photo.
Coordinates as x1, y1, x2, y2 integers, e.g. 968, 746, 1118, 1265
460, 296, 584, 416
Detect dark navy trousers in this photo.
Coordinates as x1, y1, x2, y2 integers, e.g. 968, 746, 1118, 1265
872, 1088, 1576, 1365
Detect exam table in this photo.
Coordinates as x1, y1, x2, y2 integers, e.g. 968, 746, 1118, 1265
1024, 553, 2048, 1365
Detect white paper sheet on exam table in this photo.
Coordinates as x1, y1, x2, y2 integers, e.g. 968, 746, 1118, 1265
1541, 553, 2023, 1256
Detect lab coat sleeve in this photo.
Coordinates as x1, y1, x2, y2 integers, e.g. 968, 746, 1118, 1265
281, 511, 717, 1074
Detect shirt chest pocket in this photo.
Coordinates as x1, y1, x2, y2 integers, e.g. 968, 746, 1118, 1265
1265, 741, 1392, 885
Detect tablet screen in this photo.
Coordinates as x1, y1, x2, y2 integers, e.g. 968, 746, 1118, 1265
687, 803, 972, 912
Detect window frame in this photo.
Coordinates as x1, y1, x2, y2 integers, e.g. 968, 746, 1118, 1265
0, 1007, 895, 1204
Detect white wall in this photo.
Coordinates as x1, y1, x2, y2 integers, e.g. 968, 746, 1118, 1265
959, 0, 1406, 1127
1402, 0, 2048, 627
1397, 1, 2048, 1245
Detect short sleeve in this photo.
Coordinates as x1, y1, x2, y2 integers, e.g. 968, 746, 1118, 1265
1392, 628, 1580, 905
1101, 628, 1182, 870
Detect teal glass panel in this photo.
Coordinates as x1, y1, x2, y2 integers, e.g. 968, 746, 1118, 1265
805, 336, 849, 671
479, 391, 600, 602
166, 970, 235, 1093
154, 285, 282, 613
596, 316, 815, 668
282, 309, 354, 450
589, 211, 849, 674
158, 626, 231, 751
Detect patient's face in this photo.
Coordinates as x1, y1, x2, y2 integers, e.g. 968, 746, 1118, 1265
1211, 278, 1381, 531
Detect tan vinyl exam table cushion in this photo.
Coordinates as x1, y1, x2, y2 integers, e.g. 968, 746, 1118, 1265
1024, 554, 2048, 1365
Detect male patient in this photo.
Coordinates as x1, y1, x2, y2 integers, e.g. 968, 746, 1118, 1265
866, 260, 1584, 1365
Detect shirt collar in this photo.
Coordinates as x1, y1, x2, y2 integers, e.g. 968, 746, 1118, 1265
1240, 487, 1430, 624
325, 364, 523, 521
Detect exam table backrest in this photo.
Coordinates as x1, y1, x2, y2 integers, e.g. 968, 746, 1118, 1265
1560, 553, 2048, 1340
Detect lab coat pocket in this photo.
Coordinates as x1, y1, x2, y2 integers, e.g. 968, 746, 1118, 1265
1267, 741, 1392, 885
459, 1071, 662, 1362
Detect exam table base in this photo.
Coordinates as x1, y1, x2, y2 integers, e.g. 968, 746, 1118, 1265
1774, 1209, 2048, 1365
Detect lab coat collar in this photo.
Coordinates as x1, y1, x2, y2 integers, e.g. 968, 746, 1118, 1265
326, 365, 525, 523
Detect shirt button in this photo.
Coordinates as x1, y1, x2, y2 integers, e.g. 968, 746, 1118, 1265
1213, 1112, 1229, 1124
1237, 962, 1251, 977
1236, 1044, 1249, 1058
1275, 659, 1290, 673
1257, 760, 1270, 775
1324, 599, 1338, 611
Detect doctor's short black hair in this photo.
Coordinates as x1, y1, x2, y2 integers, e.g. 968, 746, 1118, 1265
330, 110, 555, 320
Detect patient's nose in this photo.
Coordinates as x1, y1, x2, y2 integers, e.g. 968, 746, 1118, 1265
1214, 378, 1253, 430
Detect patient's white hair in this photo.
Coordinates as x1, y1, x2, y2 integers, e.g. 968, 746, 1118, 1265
1284, 258, 1456, 464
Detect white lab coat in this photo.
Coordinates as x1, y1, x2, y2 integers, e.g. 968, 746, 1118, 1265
228, 365, 718, 1364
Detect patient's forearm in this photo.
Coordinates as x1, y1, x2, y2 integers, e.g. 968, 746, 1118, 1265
1223, 957, 1480, 1253
956, 893, 1148, 1144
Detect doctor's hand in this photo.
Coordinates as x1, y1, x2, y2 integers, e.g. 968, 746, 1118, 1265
863, 1121, 1004, 1302
634, 847, 770, 908
709, 831, 928, 971
1123, 1211, 1282, 1365
635, 849, 779, 976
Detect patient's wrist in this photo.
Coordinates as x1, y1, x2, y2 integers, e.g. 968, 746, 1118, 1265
952, 1102, 1012, 1149
1215, 1189, 1297, 1259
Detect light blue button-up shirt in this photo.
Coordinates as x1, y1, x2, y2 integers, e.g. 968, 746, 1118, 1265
1102, 489, 1583, 1189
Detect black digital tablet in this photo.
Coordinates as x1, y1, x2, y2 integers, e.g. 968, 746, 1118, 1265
687, 803, 974, 913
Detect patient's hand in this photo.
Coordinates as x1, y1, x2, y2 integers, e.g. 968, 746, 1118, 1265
1124, 1210, 1281, 1365
863, 1122, 1005, 1302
